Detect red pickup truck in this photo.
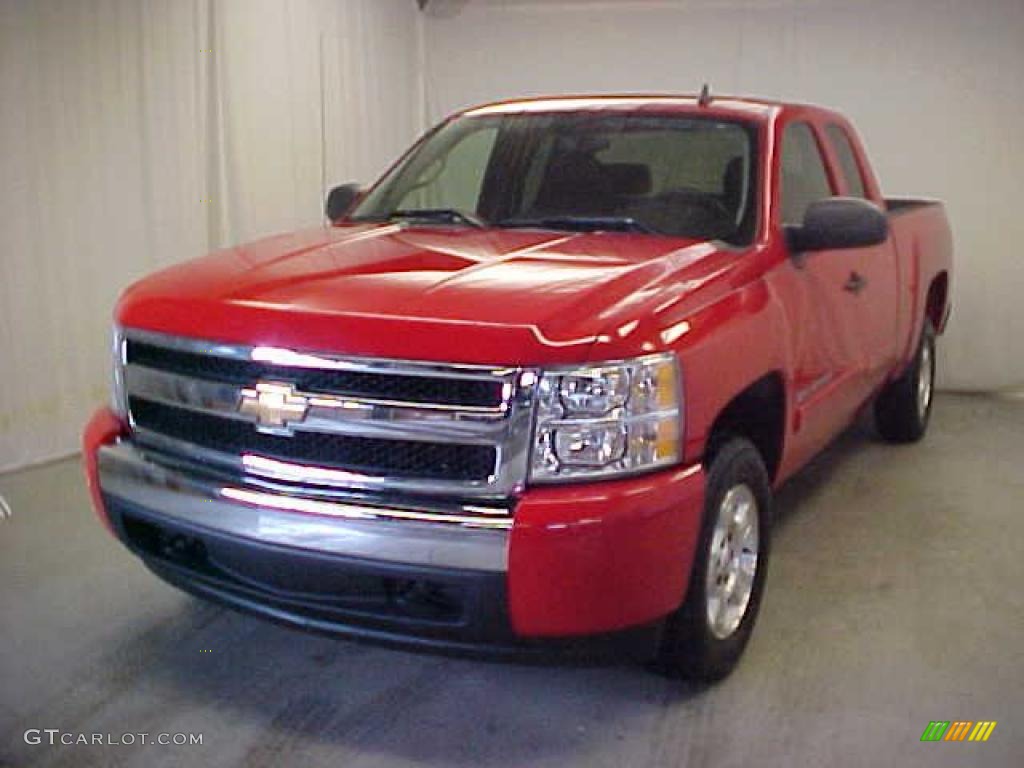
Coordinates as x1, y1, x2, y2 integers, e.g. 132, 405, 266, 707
84, 94, 951, 680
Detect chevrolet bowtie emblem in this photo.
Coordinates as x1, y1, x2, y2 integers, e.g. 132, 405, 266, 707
239, 381, 309, 434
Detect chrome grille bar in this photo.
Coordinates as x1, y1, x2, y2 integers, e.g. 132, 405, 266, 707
124, 366, 511, 441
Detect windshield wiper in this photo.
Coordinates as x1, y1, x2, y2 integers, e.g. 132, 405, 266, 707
387, 208, 487, 228
497, 215, 660, 235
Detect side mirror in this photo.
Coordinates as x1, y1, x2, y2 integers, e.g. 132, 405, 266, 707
325, 183, 363, 221
787, 197, 889, 252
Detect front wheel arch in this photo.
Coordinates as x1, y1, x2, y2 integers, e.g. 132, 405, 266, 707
703, 371, 787, 483
653, 437, 772, 682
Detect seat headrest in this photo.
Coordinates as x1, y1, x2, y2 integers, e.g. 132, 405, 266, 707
605, 163, 652, 196
534, 151, 615, 215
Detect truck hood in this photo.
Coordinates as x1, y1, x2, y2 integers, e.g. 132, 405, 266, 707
118, 223, 737, 365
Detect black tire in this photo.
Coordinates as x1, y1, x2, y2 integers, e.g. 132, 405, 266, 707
875, 320, 935, 443
653, 438, 772, 682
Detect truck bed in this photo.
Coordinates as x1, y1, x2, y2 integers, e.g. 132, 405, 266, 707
885, 197, 943, 215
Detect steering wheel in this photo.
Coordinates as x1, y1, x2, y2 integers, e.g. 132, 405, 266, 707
662, 187, 733, 234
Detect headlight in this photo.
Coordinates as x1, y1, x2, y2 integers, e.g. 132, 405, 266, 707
530, 353, 681, 483
111, 327, 128, 417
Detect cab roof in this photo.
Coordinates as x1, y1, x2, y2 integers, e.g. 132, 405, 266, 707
461, 94, 832, 123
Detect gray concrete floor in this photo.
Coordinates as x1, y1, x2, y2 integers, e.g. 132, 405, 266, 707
1, 393, 1021, 768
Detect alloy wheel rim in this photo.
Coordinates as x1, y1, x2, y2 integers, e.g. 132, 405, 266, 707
705, 484, 759, 640
918, 340, 933, 420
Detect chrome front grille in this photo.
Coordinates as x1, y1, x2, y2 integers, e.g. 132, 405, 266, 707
118, 330, 538, 499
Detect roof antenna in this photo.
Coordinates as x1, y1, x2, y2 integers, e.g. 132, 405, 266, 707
698, 83, 713, 107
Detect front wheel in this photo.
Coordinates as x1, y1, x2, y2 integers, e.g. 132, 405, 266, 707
653, 438, 772, 682
875, 320, 936, 443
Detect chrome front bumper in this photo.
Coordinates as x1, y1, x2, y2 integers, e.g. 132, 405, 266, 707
97, 441, 511, 573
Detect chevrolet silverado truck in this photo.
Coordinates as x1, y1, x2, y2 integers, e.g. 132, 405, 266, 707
84, 94, 952, 680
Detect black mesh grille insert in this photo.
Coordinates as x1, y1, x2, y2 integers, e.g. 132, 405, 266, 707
125, 341, 503, 408
130, 398, 496, 482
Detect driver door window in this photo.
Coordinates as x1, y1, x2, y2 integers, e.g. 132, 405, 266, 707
780, 122, 833, 225
825, 124, 867, 199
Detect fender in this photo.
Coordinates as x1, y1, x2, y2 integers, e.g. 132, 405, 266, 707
587, 252, 788, 470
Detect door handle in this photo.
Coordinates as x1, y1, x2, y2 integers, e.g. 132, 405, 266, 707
844, 271, 867, 294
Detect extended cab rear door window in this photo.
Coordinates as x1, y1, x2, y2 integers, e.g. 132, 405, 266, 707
825, 124, 867, 198
780, 122, 834, 226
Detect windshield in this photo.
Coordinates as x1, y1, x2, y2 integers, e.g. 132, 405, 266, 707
351, 112, 758, 243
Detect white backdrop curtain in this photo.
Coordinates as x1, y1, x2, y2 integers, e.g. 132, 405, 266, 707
422, 0, 1024, 395
2, 0, 1022, 472
0, 0, 420, 472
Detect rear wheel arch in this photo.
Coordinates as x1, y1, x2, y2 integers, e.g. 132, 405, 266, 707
925, 271, 949, 332
875, 318, 935, 443
703, 371, 787, 483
